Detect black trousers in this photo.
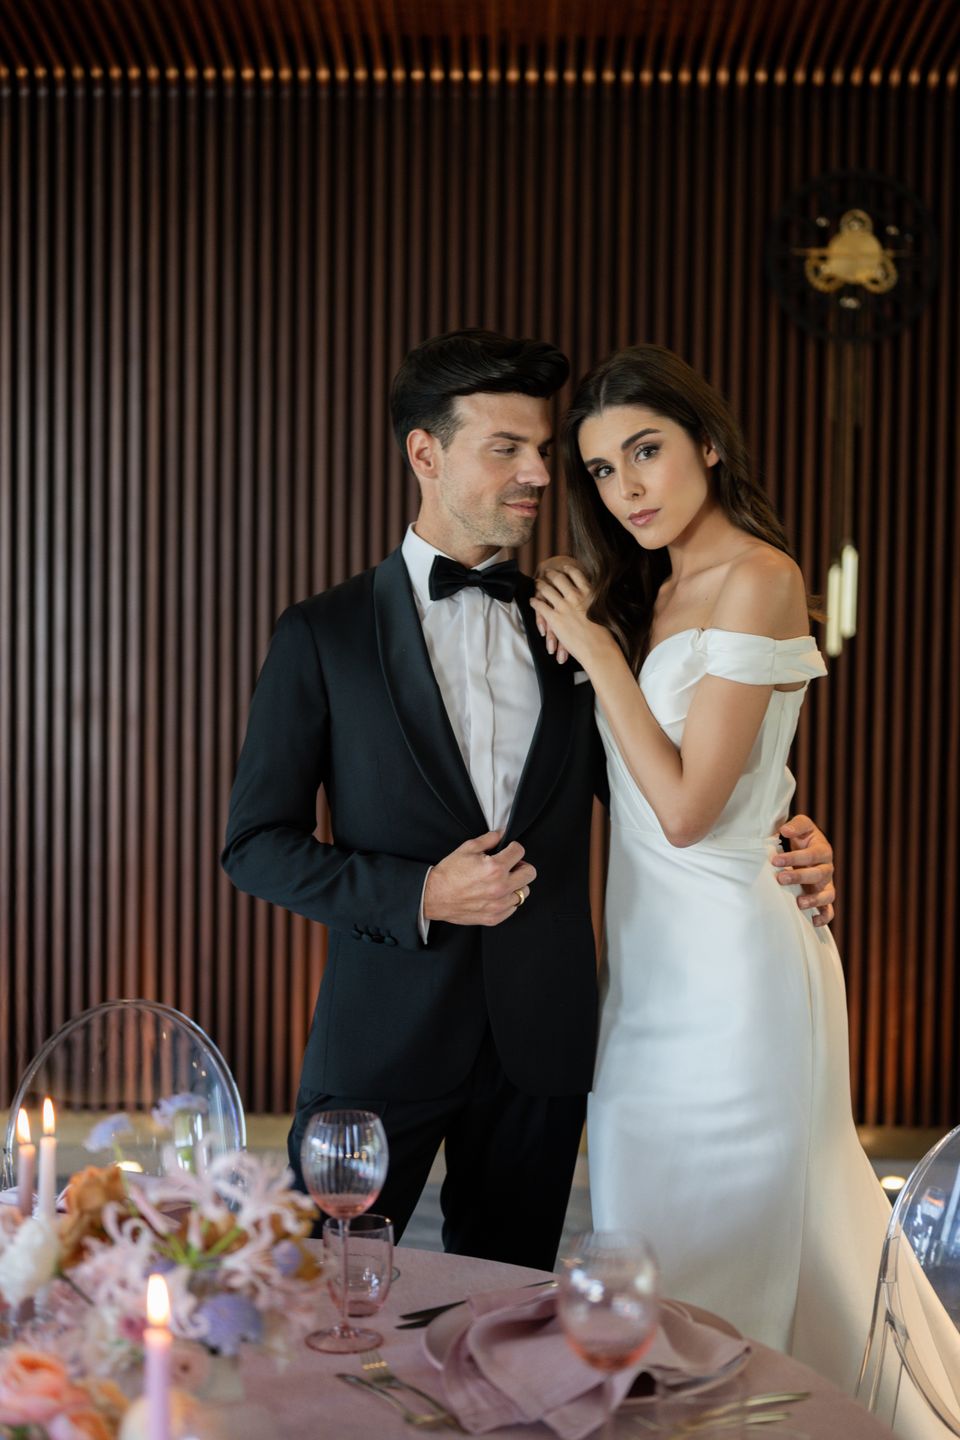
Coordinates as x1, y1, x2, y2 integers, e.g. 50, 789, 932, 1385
287, 1029, 587, 1272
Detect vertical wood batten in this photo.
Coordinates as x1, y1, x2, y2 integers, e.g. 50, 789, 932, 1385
1, 71, 956, 1125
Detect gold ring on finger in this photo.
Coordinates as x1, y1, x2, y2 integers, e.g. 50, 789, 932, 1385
514, 889, 525, 907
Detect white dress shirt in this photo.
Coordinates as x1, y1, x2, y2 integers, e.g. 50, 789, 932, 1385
402, 525, 541, 835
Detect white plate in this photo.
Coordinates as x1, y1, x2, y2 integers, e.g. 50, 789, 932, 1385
422, 1302, 749, 1402
423, 1302, 472, 1368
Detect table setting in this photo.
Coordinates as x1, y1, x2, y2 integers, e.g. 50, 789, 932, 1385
0, 1103, 897, 1440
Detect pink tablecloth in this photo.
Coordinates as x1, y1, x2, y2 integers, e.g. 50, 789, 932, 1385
234, 1246, 896, 1438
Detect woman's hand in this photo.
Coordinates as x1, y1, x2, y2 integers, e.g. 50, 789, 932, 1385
533, 555, 577, 662
531, 561, 612, 669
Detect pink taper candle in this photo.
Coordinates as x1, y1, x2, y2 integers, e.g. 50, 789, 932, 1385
144, 1273, 172, 1440
37, 1098, 57, 1219
16, 1109, 36, 1219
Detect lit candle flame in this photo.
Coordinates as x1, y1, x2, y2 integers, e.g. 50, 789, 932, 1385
16, 1108, 32, 1145
147, 1272, 171, 1328
42, 1098, 55, 1137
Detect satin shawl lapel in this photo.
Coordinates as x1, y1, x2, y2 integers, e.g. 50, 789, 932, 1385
373, 548, 488, 834
501, 575, 577, 845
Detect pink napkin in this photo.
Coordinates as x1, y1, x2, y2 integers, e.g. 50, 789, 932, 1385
430, 1285, 750, 1439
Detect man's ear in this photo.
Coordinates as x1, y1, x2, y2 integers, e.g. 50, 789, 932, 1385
407, 428, 442, 483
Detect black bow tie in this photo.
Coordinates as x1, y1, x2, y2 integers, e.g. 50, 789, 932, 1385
428, 555, 521, 604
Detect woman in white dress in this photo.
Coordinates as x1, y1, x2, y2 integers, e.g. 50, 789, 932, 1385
529, 345, 899, 1397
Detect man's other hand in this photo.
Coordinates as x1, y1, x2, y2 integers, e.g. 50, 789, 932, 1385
773, 814, 835, 927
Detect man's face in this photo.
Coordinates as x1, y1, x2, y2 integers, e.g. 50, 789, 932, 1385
412, 392, 553, 559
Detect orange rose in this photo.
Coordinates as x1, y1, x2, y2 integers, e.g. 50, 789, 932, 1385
62, 1165, 128, 1218
58, 1165, 131, 1267
0, 1347, 89, 1426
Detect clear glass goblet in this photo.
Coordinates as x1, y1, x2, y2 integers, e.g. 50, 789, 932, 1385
558, 1231, 660, 1437
323, 1214, 394, 1316
300, 1109, 389, 1353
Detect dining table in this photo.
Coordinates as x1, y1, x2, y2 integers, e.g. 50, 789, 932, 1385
227, 1246, 897, 1439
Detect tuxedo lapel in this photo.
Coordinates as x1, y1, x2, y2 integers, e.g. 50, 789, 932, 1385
373, 548, 488, 834
501, 575, 577, 845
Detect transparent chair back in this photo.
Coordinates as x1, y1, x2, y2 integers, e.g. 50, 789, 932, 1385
3, 1000, 246, 1195
858, 1123, 960, 1434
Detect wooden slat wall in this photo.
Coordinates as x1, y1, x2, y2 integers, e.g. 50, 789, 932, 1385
1, 69, 957, 1123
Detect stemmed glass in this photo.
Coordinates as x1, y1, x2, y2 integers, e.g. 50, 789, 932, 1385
300, 1109, 389, 1353
558, 1231, 660, 1438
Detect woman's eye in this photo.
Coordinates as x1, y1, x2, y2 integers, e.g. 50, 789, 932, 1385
593, 464, 613, 481
494, 447, 517, 456
635, 444, 659, 462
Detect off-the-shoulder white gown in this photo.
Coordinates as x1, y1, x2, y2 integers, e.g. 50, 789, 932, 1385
588, 628, 911, 1396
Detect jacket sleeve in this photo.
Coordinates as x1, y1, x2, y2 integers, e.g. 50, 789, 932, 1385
221, 603, 430, 951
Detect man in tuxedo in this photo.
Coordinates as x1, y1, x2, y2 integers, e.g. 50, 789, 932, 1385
221, 329, 836, 1268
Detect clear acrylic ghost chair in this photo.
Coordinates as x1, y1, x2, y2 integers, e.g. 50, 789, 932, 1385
858, 1123, 960, 1433
2, 1000, 246, 1196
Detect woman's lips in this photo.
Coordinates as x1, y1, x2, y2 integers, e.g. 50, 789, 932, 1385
629, 509, 659, 527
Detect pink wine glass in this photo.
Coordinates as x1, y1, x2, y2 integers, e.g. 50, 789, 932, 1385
301, 1109, 389, 1353
558, 1231, 660, 1438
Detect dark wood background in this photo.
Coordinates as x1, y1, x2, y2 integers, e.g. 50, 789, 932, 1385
1, 1, 957, 1123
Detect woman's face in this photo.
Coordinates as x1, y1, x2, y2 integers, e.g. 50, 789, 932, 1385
578, 404, 719, 549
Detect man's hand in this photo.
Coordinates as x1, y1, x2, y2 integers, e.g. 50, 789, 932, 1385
773, 814, 835, 927
423, 831, 536, 926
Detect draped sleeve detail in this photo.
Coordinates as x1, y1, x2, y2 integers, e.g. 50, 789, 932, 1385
698, 629, 828, 686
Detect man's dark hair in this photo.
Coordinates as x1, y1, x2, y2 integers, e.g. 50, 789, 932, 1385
389, 328, 570, 462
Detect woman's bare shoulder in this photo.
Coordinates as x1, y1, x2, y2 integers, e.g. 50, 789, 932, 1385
712, 544, 808, 637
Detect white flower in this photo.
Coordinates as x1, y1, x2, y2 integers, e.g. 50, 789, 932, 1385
84, 1112, 134, 1152
0, 1216, 60, 1305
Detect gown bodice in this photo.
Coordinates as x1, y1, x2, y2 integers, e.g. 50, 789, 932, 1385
596, 627, 827, 845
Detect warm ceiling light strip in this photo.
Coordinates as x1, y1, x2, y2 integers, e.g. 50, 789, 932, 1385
8, 62, 955, 87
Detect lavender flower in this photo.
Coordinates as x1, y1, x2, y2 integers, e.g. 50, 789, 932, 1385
271, 1240, 302, 1278
194, 1292, 263, 1356
83, 1112, 133, 1153
151, 1093, 209, 1126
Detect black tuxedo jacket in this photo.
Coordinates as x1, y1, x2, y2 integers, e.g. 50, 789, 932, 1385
222, 547, 605, 1103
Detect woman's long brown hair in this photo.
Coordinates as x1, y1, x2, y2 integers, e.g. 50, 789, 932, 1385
561, 344, 806, 675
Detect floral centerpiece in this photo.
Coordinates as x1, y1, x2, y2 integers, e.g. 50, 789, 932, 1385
0, 1110, 323, 1435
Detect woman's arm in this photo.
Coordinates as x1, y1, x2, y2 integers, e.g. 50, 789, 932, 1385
531, 550, 808, 848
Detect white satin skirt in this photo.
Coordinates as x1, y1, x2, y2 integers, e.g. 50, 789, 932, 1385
588, 824, 890, 1384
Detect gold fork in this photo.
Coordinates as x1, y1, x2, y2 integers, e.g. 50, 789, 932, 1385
337, 1372, 454, 1429
360, 1349, 465, 1431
